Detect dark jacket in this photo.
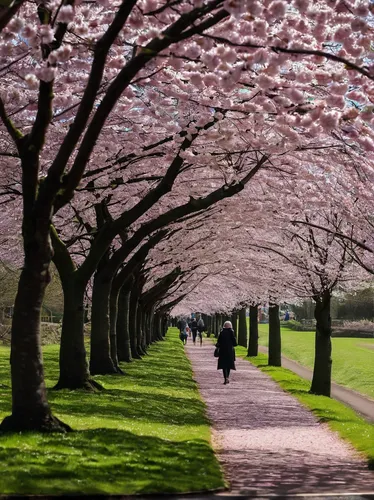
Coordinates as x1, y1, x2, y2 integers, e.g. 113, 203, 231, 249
216, 328, 237, 370
190, 319, 198, 331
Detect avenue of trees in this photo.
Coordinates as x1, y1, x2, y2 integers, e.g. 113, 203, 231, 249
0, 0, 374, 431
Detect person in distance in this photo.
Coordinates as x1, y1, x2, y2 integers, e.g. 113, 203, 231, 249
216, 320, 237, 384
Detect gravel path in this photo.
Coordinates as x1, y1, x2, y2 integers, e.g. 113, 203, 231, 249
185, 342, 374, 496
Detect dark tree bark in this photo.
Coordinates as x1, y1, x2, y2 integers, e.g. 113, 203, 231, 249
215, 314, 220, 338
51, 228, 100, 390
55, 277, 98, 389
231, 311, 238, 337
211, 314, 216, 337
90, 273, 117, 375
154, 312, 164, 341
247, 305, 259, 356
129, 290, 142, 358
310, 290, 332, 397
109, 281, 123, 368
116, 286, 132, 362
0, 82, 73, 430
0, 228, 70, 432
238, 307, 248, 347
268, 303, 281, 366
136, 303, 146, 354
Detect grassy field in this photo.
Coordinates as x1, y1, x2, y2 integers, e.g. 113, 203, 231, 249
0, 328, 223, 495
236, 347, 374, 469
255, 324, 374, 400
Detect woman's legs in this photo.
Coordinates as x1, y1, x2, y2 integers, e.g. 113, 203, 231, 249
192, 330, 197, 344
222, 368, 231, 384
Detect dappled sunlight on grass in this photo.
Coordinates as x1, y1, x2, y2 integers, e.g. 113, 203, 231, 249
237, 346, 374, 469
0, 330, 223, 494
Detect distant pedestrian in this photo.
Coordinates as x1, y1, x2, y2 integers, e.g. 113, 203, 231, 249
216, 320, 237, 384
197, 316, 205, 345
180, 328, 188, 345
190, 318, 198, 344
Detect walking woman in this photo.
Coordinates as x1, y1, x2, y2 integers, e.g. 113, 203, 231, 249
216, 320, 237, 384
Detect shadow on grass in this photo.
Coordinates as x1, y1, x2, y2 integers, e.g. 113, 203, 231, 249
0, 428, 221, 495
49, 387, 209, 427
0, 332, 224, 495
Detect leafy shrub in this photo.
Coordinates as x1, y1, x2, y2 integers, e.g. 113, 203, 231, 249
342, 320, 374, 332
281, 319, 309, 331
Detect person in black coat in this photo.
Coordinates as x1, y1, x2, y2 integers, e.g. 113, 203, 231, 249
216, 320, 237, 384
190, 318, 198, 344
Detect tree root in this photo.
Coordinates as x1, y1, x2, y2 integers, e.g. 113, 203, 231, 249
52, 378, 104, 392
0, 413, 72, 433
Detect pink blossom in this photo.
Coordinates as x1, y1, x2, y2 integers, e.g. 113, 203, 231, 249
25, 74, 39, 90
252, 48, 270, 65
7, 17, 24, 33
326, 94, 345, 109
314, 71, 331, 85
36, 66, 56, 82
351, 18, 368, 33
268, 1, 287, 19
333, 25, 351, 43
330, 83, 348, 95
204, 74, 219, 87
57, 5, 75, 24
346, 90, 365, 102
253, 20, 267, 38
360, 108, 374, 122
39, 25, 54, 44
319, 111, 339, 130
296, 71, 313, 84
288, 88, 304, 104
256, 74, 273, 89
355, 3, 369, 16
358, 136, 374, 152
189, 73, 204, 87
293, 0, 309, 12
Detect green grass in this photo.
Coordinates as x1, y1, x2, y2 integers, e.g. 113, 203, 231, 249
236, 346, 374, 469
0, 329, 224, 495
255, 323, 374, 399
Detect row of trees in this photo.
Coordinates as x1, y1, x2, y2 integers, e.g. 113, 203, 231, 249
0, 0, 374, 431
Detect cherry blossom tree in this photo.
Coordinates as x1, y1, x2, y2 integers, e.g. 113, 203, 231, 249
1, 0, 374, 432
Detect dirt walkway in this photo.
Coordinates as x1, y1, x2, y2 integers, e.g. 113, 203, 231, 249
185, 342, 374, 496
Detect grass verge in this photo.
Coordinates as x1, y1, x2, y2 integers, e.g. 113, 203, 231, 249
0, 328, 223, 495
254, 323, 374, 400
236, 346, 374, 470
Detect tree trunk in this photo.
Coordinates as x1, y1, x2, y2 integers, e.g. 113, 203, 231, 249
215, 314, 220, 338
51, 227, 100, 391
54, 277, 98, 390
148, 311, 155, 343
109, 284, 123, 373
238, 307, 248, 348
1, 225, 70, 432
137, 304, 146, 354
268, 303, 281, 366
231, 311, 238, 337
129, 290, 141, 358
154, 312, 163, 341
162, 315, 168, 337
145, 308, 153, 346
310, 290, 332, 397
248, 305, 259, 356
90, 274, 117, 375
203, 314, 210, 337
116, 287, 132, 362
